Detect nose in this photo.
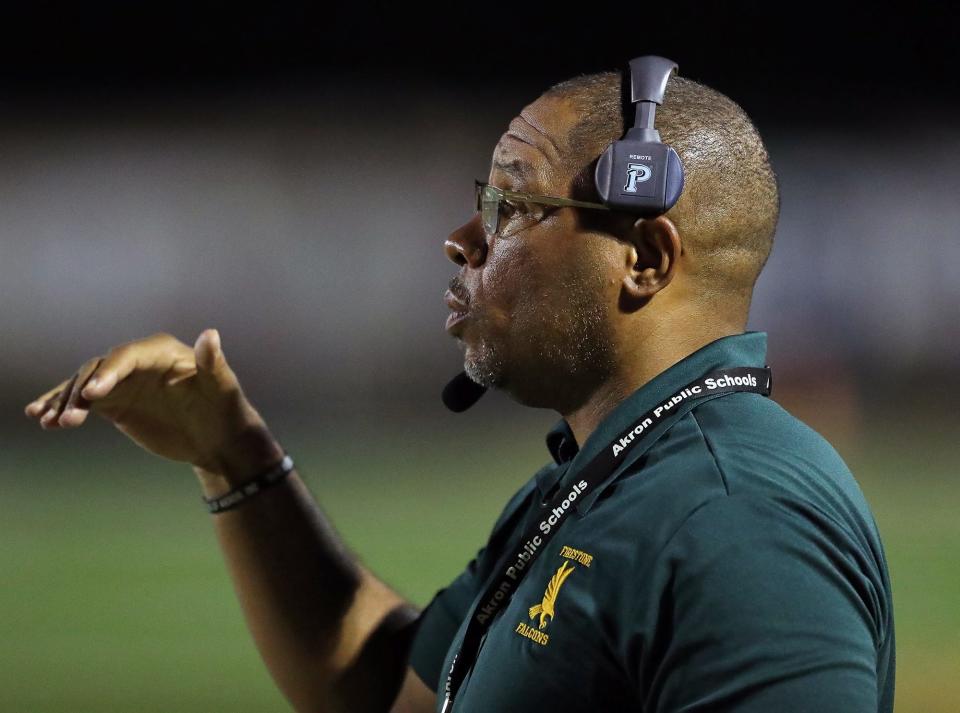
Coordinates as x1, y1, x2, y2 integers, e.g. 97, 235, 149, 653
444, 213, 488, 268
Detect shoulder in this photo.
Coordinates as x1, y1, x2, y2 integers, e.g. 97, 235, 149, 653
683, 393, 885, 551
689, 390, 853, 486
607, 392, 893, 628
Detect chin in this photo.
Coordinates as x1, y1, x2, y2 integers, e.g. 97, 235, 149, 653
464, 354, 552, 409
463, 342, 505, 391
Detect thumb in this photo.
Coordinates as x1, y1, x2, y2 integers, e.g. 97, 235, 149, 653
194, 328, 237, 389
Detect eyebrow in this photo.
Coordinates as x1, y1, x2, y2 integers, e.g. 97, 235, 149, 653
492, 157, 534, 181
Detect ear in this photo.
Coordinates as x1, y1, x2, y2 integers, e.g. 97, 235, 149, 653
620, 215, 682, 307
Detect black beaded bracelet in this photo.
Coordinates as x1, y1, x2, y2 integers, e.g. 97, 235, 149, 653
203, 454, 295, 514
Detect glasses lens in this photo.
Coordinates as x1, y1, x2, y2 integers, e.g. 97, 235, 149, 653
480, 185, 500, 236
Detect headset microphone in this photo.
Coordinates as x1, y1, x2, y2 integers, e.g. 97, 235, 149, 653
442, 371, 488, 412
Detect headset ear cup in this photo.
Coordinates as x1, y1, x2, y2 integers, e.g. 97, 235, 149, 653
594, 144, 615, 203
594, 138, 671, 215
663, 147, 685, 212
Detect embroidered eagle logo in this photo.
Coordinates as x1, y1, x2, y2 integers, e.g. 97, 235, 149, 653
528, 560, 576, 630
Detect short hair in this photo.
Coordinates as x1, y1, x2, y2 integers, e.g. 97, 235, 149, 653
542, 71, 780, 307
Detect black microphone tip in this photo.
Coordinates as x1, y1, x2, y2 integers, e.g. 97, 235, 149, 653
442, 371, 488, 412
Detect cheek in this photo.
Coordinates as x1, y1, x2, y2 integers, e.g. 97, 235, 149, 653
476, 237, 544, 327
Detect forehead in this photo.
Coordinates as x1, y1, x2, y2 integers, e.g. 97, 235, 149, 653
490, 95, 574, 190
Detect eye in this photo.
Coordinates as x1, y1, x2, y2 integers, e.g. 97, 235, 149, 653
497, 198, 550, 238
500, 200, 521, 219
505, 198, 543, 216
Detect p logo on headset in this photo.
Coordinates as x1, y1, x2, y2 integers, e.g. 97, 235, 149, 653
595, 55, 685, 216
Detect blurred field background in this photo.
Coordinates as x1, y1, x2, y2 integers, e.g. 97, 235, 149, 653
2, 405, 958, 712
2, 5, 958, 712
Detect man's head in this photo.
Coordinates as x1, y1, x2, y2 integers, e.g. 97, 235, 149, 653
444, 69, 780, 413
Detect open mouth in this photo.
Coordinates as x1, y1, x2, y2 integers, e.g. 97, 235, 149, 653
445, 309, 469, 331
444, 289, 470, 332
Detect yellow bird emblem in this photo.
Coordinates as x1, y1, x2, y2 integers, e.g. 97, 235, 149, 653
528, 560, 576, 630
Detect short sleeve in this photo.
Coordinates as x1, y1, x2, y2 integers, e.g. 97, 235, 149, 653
408, 544, 488, 691
408, 473, 541, 692
644, 494, 887, 713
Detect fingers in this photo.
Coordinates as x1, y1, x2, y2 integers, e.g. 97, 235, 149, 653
24, 378, 71, 418
78, 343, 143, 403
24, 332, 195, 432
39, 372, 78, 430
24, 337, 152, 430
56, 357, 104, 428
194, 328, 239, 393
194, 328, 220, 373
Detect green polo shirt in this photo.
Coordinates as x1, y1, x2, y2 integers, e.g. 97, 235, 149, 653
410, 331, 895, 712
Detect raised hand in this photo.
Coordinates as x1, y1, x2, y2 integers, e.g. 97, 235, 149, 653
24, 329, 280, 477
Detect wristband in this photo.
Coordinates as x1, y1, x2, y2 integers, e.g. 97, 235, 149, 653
203, 453, 295, 514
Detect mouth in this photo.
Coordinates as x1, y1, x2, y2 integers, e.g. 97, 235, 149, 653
444, 289, 470, 333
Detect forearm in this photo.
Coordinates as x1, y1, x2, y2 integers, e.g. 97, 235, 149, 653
24, 331, 422, 710
196, 440, 418, 713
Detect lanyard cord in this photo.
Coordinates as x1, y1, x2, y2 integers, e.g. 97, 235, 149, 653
440, 366, 772, 712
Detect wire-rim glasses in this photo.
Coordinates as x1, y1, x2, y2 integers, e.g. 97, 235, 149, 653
474, 179, 610, 237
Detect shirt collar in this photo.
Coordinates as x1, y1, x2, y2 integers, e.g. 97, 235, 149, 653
546, 420, 579, 466
535, 421, 580, 499
541, 330, 769, 513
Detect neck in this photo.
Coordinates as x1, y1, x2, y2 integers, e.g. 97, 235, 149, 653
563, 322, 745, 448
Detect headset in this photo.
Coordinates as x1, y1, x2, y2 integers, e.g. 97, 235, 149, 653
443, 55, 685, 412
594, 55, 685, 216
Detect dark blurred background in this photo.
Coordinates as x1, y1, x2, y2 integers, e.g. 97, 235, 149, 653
2, 3, 957, 712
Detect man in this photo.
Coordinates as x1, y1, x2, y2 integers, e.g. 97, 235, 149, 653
24, 64, 895, 712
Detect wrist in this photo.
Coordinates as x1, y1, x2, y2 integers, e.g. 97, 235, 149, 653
194, 424, 286, 498
202, 454, 294, 514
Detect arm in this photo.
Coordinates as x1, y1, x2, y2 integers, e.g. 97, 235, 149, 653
24, 329, 437, 713
195, 450, 434, 713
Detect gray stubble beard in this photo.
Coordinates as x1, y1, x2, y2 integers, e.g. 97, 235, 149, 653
461, 278, 615, 397
461, 331, 506, 390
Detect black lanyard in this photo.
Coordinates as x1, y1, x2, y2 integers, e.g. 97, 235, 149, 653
440, 366, 772, 713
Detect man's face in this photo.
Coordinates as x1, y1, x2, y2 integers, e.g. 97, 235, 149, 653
444, 95, 620, 409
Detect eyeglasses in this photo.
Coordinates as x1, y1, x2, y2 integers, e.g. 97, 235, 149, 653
474, 179, 610, 238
